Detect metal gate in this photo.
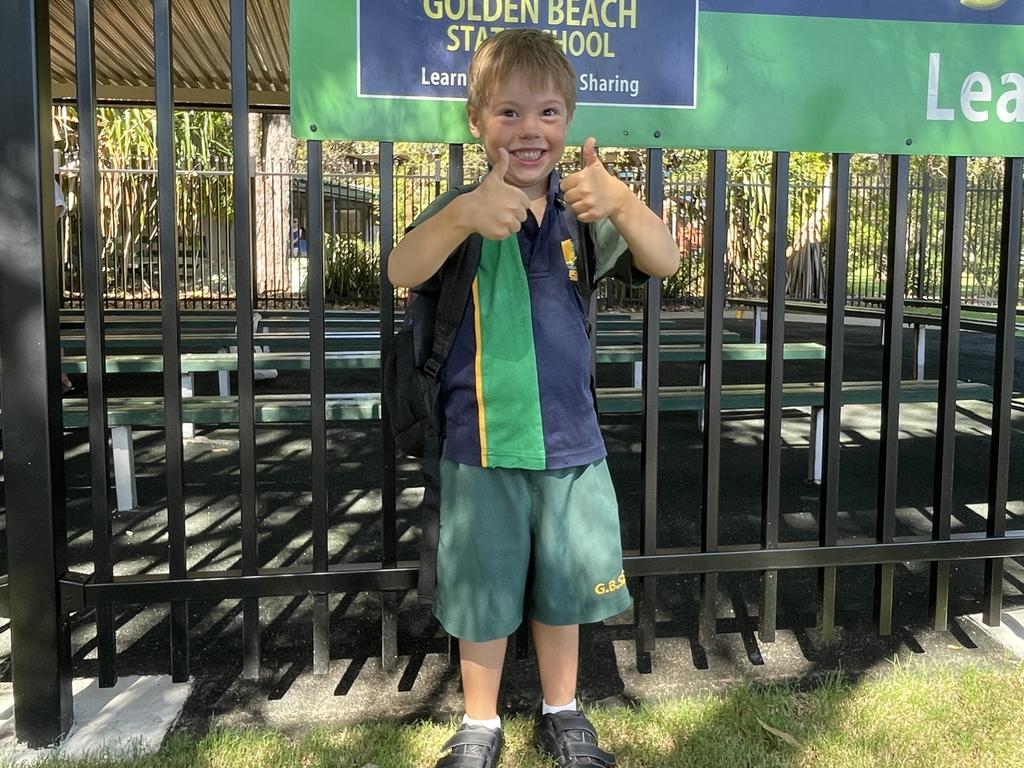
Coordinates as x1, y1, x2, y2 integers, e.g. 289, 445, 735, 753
1, 0, 1023, 748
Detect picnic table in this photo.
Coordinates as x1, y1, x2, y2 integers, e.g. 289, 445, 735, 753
729, 297, 1024, 380
58, 340, 823, 512
59, 328, 740, 353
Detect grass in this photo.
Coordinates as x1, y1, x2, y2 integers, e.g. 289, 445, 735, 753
16, 661, 1024, 767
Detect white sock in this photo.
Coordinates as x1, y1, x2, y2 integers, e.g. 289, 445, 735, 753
542, 698, 578, 715
463, 713, 502, 730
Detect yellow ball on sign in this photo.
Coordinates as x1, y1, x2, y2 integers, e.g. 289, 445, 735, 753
960, 0, 1008, 9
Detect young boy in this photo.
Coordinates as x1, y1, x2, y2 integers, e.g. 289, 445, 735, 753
388, 29, 679, 767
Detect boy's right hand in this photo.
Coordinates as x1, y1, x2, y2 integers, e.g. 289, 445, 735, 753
462, 149, 529, 240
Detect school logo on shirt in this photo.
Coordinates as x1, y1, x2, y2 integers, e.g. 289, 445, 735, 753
561, 238, 578, 282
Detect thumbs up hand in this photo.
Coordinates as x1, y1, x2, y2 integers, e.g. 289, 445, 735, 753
559, 137, 629, 223
461, 148, 530, 240
581, 136, 602, 169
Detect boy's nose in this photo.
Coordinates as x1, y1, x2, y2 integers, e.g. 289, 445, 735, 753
519, 114, 541, 137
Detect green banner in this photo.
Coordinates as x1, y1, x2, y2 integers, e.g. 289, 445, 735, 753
290, 0, 1024, 156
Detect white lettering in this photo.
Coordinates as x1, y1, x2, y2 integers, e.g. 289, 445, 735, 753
420, 67, 468, 87
927, 52, 955, 121
961, 71, 992, 122
578, 72, 639, 98
997, 72, 1024, 123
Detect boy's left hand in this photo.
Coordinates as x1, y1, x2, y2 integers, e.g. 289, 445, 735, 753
560, 137, 629, 223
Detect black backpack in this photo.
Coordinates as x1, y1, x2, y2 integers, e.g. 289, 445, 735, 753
381, 186, 597, 601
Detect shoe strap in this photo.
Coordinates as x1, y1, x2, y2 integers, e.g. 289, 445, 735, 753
436, 755, 488, 768
442, 728, 500, 751
562, 741, 616, 765
550, 712, 598, 737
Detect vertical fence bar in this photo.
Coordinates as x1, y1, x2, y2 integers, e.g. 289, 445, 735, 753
759, 152, 789, 643
847, 176, 861, 301
154, 0, 190, 683
379, 141, 398, 672
875, 154, 910, 637
230, 0, 260, 678
931, 185, 944, 301
818, 153, 850, 641
917, 171, 930, 299
308, 141, 330, 673
74, 0, 116, 687
635, 148, 663, 670
249, 173, 258, 309
0, 0, 74, 745
699, 150, 727, 645
449, 143, 464, 188
444, 143, 464, 666
964, 185, 976, 301
983, 157, 1022, 626
930, 156, 966, 632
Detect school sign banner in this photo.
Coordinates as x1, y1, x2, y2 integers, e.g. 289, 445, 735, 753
290, 0, 1024, 156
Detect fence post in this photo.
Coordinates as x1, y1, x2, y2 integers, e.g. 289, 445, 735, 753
916, 169, 930, 299
0, 0, 74, 746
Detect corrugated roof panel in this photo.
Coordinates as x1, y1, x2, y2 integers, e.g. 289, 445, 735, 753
49, 0, 291, 104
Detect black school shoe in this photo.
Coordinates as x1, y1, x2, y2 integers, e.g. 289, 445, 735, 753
435, 722, 504, 768
534, 709, 617, 767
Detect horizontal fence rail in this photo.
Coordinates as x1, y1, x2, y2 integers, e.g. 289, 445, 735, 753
3, 0, 1024, 749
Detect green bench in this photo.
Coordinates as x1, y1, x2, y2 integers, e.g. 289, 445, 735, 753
59, 328, 739, 353
62, 341, 817, 374
61, 340, 809, 434
55, 374, 986, 511
60, 315, 682, 333
59, 331, 758, 446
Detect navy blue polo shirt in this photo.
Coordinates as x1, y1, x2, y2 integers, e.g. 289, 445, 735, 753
430, 172, 633, 470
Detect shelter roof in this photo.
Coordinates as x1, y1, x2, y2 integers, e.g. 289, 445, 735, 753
49, 0, 290, 108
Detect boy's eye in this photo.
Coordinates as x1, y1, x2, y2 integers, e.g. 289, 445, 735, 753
500, 109, 517, 118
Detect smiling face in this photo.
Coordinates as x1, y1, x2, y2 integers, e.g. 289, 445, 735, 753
468, 72, 571, 200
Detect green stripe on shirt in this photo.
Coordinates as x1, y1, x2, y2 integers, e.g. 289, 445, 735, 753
475, 236, 546, 469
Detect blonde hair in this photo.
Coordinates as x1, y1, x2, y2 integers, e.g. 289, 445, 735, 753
466, 29, 576, 117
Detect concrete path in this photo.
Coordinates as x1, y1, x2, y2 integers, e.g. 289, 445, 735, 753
0, 676, 190, 763
969, 607, 1024, 660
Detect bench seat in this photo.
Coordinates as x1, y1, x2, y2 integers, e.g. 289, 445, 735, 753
60, 341, 823, 374
48, 378, 992, 511
58, 328, 740, 353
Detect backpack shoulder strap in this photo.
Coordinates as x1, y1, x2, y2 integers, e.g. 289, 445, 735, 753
422, 183, 481, 380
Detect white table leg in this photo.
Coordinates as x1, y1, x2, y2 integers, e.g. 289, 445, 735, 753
698, 361, 706, 433
914, 325, 926, 381
181, 372, 194, 439
808, 406, 824, 483
112, 425, 138, 511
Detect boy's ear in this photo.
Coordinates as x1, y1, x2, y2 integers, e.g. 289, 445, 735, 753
467, 108, 482, 139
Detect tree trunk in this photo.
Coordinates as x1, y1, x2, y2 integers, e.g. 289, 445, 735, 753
251, 113, 297, 303
785, 175, 831, 300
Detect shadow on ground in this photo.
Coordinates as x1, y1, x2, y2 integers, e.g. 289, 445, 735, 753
1, 313, 1023, 735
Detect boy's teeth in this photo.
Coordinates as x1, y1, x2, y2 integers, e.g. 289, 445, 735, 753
515, 150, 542, 160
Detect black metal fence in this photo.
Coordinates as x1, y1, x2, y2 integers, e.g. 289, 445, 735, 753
2, 0, 1024, 749
55, 155, 1018, 310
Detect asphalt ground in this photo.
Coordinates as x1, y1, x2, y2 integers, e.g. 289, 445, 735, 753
2, 309, 1024, 733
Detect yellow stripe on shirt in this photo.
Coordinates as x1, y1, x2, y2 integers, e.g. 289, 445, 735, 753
471, 278, 488, 466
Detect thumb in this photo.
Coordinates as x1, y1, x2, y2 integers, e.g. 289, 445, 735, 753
490, 148, 510, 181
582, 137, 600, 168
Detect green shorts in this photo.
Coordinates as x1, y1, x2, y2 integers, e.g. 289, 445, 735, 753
433, 458, 631, 643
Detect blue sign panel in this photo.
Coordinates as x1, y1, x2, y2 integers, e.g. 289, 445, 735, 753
357, 0, 699, 108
